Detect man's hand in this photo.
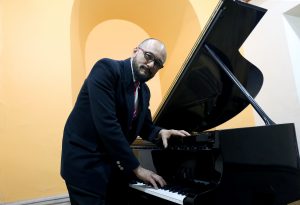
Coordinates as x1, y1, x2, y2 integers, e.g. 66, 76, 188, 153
158, 129, 190, 148
133, 166, 166, 189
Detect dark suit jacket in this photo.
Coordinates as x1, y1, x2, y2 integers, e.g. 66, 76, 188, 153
61, 58, 161, 194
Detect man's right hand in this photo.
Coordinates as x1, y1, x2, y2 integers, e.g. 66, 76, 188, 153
133, 165, 166, 189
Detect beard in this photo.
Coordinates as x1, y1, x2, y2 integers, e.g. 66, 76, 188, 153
132, 57, 154, 82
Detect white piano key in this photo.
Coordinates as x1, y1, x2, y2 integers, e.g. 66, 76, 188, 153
129, 182, 186, 205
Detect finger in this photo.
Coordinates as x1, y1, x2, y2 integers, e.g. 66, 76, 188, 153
180, 130, 191, 136
172, 130, 189, 137
149, 177, 158, 189
152, 174, 166, 187
158, 176, 167, 187
162, 137, 168, 148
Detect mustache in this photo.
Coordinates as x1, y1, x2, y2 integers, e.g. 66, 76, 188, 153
140, 65, 152, 76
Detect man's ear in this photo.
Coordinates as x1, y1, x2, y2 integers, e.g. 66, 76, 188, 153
132, 47, 139, 58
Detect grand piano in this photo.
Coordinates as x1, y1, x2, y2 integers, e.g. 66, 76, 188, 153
128, 0, 300, 204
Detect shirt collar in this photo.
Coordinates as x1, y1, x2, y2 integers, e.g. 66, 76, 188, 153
130, 57, 137, 83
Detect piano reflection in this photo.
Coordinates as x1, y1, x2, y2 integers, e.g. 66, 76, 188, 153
128, 0, 300, 204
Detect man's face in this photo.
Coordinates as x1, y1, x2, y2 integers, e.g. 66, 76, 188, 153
132, 41, 166, 82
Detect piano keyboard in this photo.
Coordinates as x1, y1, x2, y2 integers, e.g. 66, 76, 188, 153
129, 182, 186, 205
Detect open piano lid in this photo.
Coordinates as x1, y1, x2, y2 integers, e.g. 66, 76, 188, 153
154, 0, 267, 132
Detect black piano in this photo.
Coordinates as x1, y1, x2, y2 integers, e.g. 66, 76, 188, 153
128, 0, 300, 204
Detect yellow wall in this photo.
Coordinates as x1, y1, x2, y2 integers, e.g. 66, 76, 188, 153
0, 0, 73, 202
0, 0, 255, 203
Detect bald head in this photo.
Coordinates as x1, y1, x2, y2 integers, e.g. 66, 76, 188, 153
138, 38, 167, 63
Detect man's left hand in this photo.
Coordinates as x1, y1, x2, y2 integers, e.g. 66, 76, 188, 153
158, 129, 190, 148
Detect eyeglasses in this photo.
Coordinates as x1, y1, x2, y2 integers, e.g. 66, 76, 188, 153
138, 47, 164, 69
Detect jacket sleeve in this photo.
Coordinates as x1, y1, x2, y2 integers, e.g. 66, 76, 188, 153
87, 59, 140, 174
140, 108, 162, 143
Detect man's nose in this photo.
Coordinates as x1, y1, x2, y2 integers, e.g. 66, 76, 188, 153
147, 60, 155, 68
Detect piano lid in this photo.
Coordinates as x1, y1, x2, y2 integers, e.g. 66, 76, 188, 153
153, 0, 267, 132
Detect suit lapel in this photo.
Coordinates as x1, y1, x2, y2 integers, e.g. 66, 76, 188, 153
120, 59, 135, 129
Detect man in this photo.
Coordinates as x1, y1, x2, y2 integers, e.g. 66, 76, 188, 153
61, 38, 190, 205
